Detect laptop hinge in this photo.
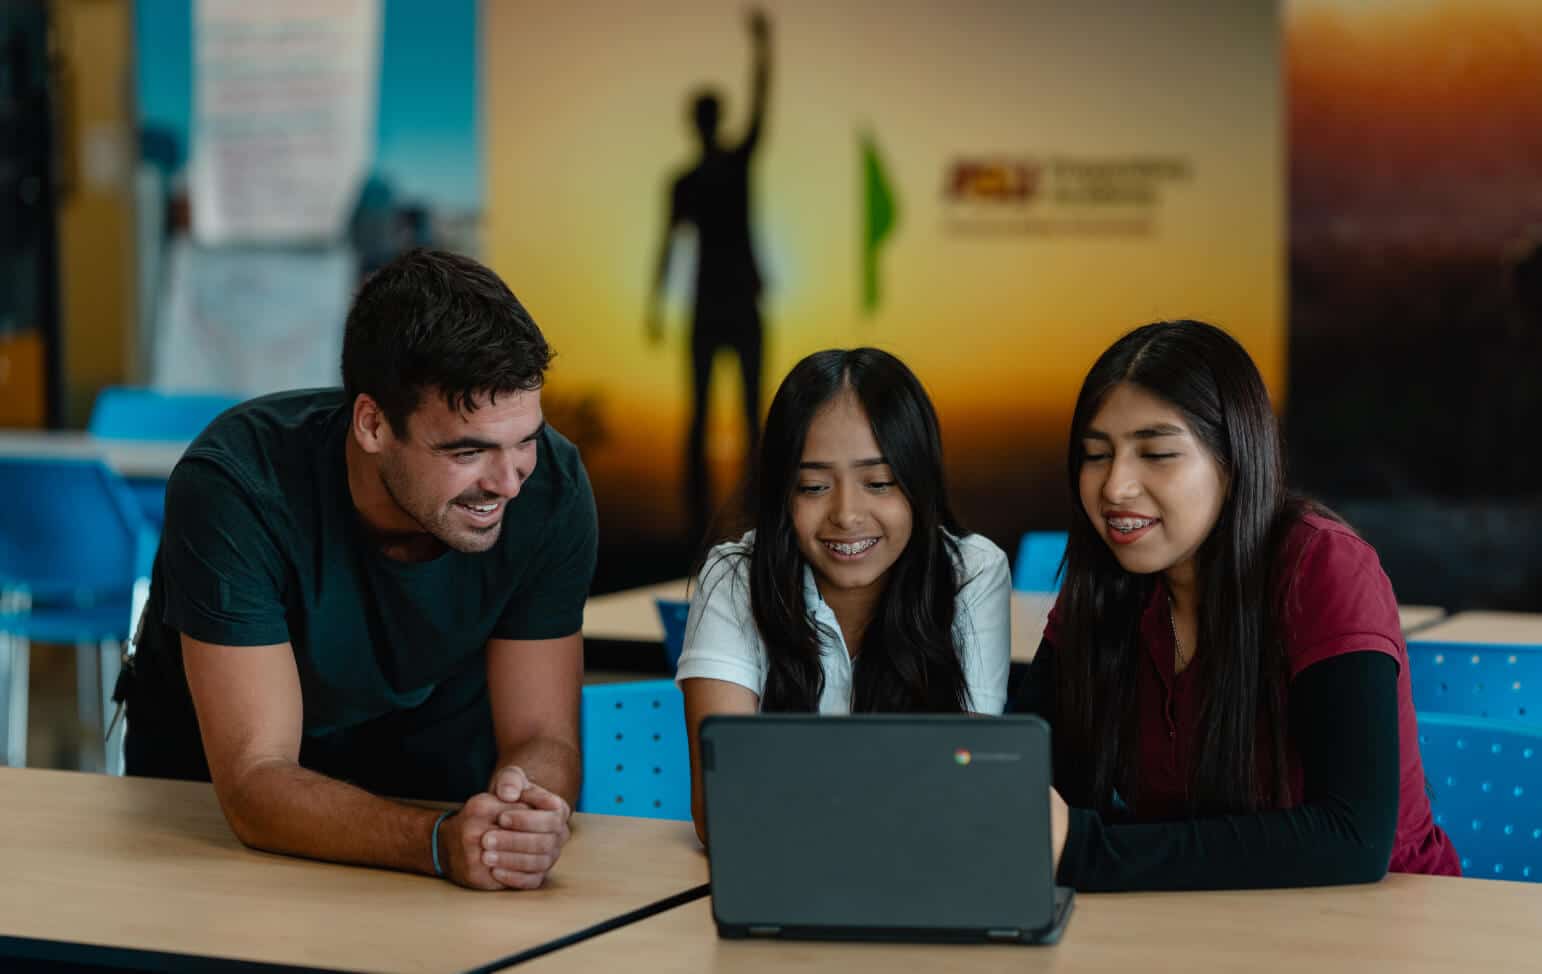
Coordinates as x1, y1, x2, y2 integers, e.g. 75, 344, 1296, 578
747, 925, 782, 937
985, 928, 1022, 942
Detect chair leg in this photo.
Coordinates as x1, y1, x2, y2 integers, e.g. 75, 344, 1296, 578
100, 640, 124, 776
76, 641, 104, 773
1, 634, 29, 768
0, 631, 8, 765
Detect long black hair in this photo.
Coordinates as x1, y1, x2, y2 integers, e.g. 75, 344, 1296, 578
708, 348, 973, 713
1057, 320, 1301, 815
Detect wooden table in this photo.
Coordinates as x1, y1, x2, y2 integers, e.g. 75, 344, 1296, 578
1397, 605, 1446, 635
1409, 611, 1542, 647
1011, 592, 1054, 662
583, 579, 690, 643
0, 430, 187, 479
0, 768, 707, 973
518, 874, 1542, 974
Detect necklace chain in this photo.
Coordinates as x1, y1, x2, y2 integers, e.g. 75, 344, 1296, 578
1168, 596, 1190, 670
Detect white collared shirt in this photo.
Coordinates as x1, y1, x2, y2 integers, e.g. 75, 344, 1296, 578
674, 530, 1011, 713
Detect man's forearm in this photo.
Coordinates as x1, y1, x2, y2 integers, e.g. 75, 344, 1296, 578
497, 737, 582, 807
221, 759, 441, 875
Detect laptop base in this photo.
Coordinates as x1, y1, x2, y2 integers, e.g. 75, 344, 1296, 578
716, 885, 1075, 946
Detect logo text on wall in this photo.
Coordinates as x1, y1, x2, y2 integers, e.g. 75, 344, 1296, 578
944, 155, 1192, 236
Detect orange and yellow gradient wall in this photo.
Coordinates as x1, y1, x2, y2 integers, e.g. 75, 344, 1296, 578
485, 1, 1282, 559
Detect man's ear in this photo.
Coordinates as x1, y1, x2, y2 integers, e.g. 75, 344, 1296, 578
352, 394, 392, 455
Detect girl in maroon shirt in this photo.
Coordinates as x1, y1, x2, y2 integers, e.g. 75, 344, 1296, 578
1017, 320, 1460, 890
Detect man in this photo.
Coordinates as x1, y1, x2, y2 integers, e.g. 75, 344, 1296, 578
646, 9, 772, 543
122, 249, 595, 891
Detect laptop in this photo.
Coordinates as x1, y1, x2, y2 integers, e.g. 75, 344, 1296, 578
699, 714, 1074, 945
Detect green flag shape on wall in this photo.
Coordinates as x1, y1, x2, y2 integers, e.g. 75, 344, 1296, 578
861, 132, 898, 315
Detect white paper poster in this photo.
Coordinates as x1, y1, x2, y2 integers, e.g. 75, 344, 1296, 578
190, 0, 380, 244
152, 240, 356, 395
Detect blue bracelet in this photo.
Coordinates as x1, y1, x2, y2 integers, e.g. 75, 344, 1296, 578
431, 809, 455, 878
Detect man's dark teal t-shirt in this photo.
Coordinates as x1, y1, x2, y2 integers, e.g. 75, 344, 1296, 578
124, 389, 598, 801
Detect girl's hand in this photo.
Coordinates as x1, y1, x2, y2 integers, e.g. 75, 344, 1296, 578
1050, 787, 1070, 872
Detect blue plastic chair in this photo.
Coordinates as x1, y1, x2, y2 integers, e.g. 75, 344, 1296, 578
1417, 713, 1542, 881
656, 598, 690, 671
87, 386, 242, 527
1407, 641, 1542, 724
578, 680, 690, 821
1013, 531, 1067, 593
87, 386, 242, 442
0, 457, 157, 773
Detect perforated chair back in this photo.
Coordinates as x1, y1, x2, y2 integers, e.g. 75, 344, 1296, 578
87, 386, 241, 442
578, 680, 690, 820
1417, 713, 1542, 882
656, 598, 690, 671
1013, 531, 1067, 593
1407, 641, 1542, 724
0, 457, 156, 606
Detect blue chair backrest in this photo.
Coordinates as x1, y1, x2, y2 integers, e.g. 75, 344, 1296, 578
125, 480, 172, 532
1408, 641, 1542, 723
88, 386, 241, 442
0, 457, 156, 605
1013, 531, 1067, 592
656, 598, 690, 671
1417, 713, 1542, 881
578, 680, 690, 820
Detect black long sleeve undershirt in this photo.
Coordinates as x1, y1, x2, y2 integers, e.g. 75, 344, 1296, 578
1014, 640, 1401, 892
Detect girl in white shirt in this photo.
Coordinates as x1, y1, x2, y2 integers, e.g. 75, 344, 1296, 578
676, 347, 1012, 843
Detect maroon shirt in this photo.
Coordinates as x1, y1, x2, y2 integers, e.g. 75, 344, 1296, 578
1047, 513, 1459, 876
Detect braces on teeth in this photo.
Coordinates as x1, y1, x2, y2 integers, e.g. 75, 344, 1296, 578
827, 539, 877, 555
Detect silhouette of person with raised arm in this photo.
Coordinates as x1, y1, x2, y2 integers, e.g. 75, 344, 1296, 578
647, 9, 771, 545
